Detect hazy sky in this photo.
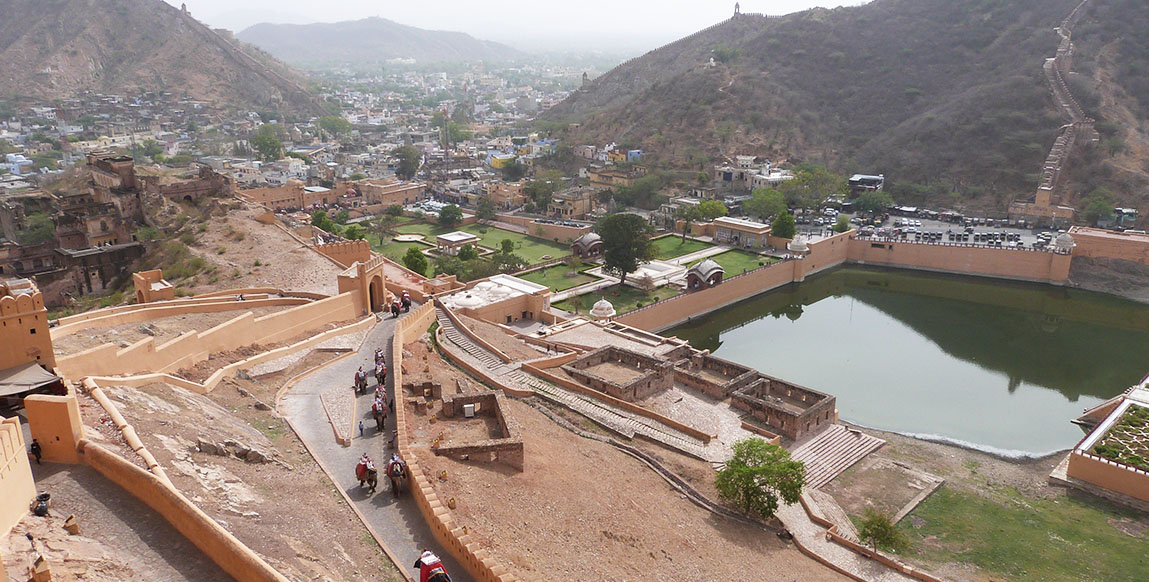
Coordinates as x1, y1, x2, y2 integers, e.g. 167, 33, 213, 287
165, 0, 861, 51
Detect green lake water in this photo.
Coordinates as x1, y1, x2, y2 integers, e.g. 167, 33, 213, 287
668, 266, 1149, 456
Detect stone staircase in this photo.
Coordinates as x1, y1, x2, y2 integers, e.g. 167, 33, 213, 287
806, 489, 860, 542
434, 308, 710, 460
792, 424, 885, 490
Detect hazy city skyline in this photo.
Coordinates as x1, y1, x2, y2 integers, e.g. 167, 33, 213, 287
165, 0, 861, 52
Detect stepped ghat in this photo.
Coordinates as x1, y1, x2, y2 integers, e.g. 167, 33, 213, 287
1012, 0, 1099, 225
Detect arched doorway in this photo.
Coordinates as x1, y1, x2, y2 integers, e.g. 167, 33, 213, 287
136, 290, 145, 304
368, 275, 385, 312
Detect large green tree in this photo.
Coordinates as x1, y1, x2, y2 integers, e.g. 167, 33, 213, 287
438, 204, 463, 227
778, 165, 847, 208
696, 199, 728, 221
715, 438, 805, 520
675, 205, 700, 241
393, 146, 421, 180
597, 213, 654, 286
745, 187, 788, 220
772, 212, 797, 239
476, 197, 496, 221
403, 247, 429, 275
318, 116, 352, 136
854, 190, 894, 214
251, 124, 285, 162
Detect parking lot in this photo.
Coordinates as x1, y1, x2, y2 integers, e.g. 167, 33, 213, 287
797, 209, 1065, 250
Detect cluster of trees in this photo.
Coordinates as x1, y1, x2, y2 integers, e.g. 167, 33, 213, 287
251, 124, 286, 162
675, 199, 728, 239
311, 209, 365, 240
523, 170, 564, 212
407, 237, 527, 282
17, 212, 55, 245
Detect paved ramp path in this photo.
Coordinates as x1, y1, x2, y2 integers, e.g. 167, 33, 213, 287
279, 309, 467, 582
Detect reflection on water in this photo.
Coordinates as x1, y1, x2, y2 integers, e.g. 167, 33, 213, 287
669, 266, 1149, 456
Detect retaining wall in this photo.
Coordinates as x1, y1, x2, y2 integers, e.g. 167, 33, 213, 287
847, 238, 1073, 284
1066, 451, 1149, 502
1069, 227, 1149, 265
51, 296, 311, 339
78, 440, 290, 582
56, 293, 359, 378
391, 303, 518, 581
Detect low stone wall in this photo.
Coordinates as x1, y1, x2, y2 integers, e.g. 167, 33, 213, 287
51, 296, 311, 339
78, 440, 290, 582
797, 493, 946, 582
1066, 451, 1149, 502
56, 293, 359, 378
522, 362, 713, 443
83, 315, 376, 395
495, 214, 591, 243
562, 346, 675, 402
435, 390, 524, 471
673, 352, 758, 399
731, 377, 837, 442
391, 303, 517, 582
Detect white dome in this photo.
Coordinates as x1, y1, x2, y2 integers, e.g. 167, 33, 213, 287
1054, 232, 1075, 251
787, 236, 809, 253
590, 297, 616, 319
452, 293, 485, 309
475, 281, 496, 290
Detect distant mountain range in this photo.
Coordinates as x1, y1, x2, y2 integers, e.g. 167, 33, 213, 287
237, 17, 526, 69
546, 0, 1149, 214
0, 0, 323, 114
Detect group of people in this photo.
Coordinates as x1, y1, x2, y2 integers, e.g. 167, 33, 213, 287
390, 290, 412, 318
355, 452, 408, 499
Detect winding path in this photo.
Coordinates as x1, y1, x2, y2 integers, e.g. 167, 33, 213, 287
278, 309, 467, 581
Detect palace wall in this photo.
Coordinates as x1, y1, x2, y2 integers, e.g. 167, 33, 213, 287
55, 293, 358, 378
1069, 227, 1149, 265
846, 238, 1073, 284
0, 417, 36, 535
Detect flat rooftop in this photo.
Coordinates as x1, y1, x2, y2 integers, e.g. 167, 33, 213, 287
439, 274, 548, 311
437, 231, 480, 244
713, 216, 771, 233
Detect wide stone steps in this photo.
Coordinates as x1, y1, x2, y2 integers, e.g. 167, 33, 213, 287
807, 489, 860, 542
791, 424, 885, 490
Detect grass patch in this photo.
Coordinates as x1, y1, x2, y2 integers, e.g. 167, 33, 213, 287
650, 235, 713, 260
553, 284, 679, 315
900, 486, 1149, 581
395, 221, 570, 265
365, 233, 434, 276
518, 266, 598, 291
690, 250, 776, 277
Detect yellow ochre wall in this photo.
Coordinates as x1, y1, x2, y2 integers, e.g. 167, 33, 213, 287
0, 289, 55, 370
24, 394, 83, 464
0, 416, 37, 535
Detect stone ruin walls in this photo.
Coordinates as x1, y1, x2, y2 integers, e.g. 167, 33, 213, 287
562, 346, 675, 402
732, 376, 837, 442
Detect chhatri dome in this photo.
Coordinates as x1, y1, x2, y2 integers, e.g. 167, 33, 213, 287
590, 297, 616, 320
1054, 231, 1076, 252
787, 236, 809, 254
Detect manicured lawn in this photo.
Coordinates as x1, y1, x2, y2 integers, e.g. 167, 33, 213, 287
365, 233, 433, 276
394, 222, 570, 265
518, 267, 598, 292
553, 284, 680, 315
898, 486, 1149, 582
650, 235, 714, 260
691, 250, 777, 277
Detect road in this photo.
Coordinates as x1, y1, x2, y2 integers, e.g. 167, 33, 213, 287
279, 309, 467, 581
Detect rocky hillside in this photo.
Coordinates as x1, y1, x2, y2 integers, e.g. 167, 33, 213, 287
546, 0, 1148, 214
238, 17, 525, 69
0, 0, 323, 114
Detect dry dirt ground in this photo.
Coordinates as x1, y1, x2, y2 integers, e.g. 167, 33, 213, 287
402, 338, 848, 582
178, 202, 342, 297
78, 350, 404, 582
455, 314, 547, 361
52, 306, 288, 356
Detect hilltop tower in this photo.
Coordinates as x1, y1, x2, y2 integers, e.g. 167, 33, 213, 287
734, 2, 741, 17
